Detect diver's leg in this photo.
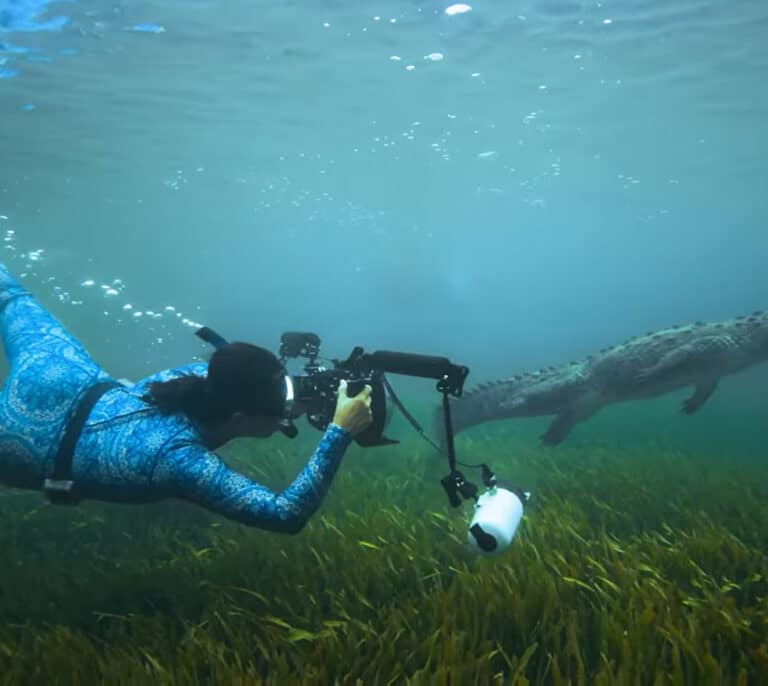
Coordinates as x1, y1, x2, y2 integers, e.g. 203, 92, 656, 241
0, 262, 95, 368
0, 263, 107, 485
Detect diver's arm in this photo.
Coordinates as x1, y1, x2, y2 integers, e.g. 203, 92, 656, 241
165, 423, 352, 533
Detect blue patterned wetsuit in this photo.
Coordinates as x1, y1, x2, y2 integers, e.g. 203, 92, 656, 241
0, 263, 352, 532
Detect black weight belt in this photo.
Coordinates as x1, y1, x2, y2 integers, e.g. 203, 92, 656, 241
43, 379, 122, 505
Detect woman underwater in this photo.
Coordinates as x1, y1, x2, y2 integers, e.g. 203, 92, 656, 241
0, 262, 372, 533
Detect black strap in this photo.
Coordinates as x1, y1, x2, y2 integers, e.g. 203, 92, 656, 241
381, 375, 441, 453
44, 379, 122, 505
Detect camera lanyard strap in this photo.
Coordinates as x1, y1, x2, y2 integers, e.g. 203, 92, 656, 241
381, 374, 460, 479
380, 375, 443, 455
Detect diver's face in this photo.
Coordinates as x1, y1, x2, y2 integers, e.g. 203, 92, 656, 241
232, 412, 282, 438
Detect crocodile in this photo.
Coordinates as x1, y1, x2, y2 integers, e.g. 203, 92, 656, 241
440, 310, 768, 446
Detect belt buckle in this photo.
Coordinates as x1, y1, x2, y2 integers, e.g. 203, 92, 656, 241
43, 478, 80, 505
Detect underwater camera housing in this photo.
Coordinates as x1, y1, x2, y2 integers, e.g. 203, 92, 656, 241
277, 331, 469, 447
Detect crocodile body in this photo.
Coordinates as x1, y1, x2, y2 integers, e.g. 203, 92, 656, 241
443, 310, 768, 445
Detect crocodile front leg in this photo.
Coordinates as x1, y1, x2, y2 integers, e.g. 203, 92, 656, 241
681, 378, 719, 414
540, 412, 576, 445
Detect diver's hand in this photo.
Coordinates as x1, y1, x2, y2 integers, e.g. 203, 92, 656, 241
332, 380, 373, 436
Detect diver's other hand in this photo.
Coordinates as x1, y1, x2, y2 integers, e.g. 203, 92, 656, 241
332, 380, 373, 436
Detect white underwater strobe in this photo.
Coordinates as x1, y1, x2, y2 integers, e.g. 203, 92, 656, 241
467, 481, 529, 557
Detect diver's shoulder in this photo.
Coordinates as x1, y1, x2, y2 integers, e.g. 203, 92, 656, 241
126, 361, 209, 389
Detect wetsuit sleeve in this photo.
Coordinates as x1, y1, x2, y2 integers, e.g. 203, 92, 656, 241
161, 424, 353, 533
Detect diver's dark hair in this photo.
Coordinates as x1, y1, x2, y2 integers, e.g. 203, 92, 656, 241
143, 342, 285, 422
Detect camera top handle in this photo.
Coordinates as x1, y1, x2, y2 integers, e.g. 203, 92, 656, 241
345, 348, 467, 398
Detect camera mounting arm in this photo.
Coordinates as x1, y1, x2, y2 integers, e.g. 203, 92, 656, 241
346, 348, 468, 397
343, 348, 472, 506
